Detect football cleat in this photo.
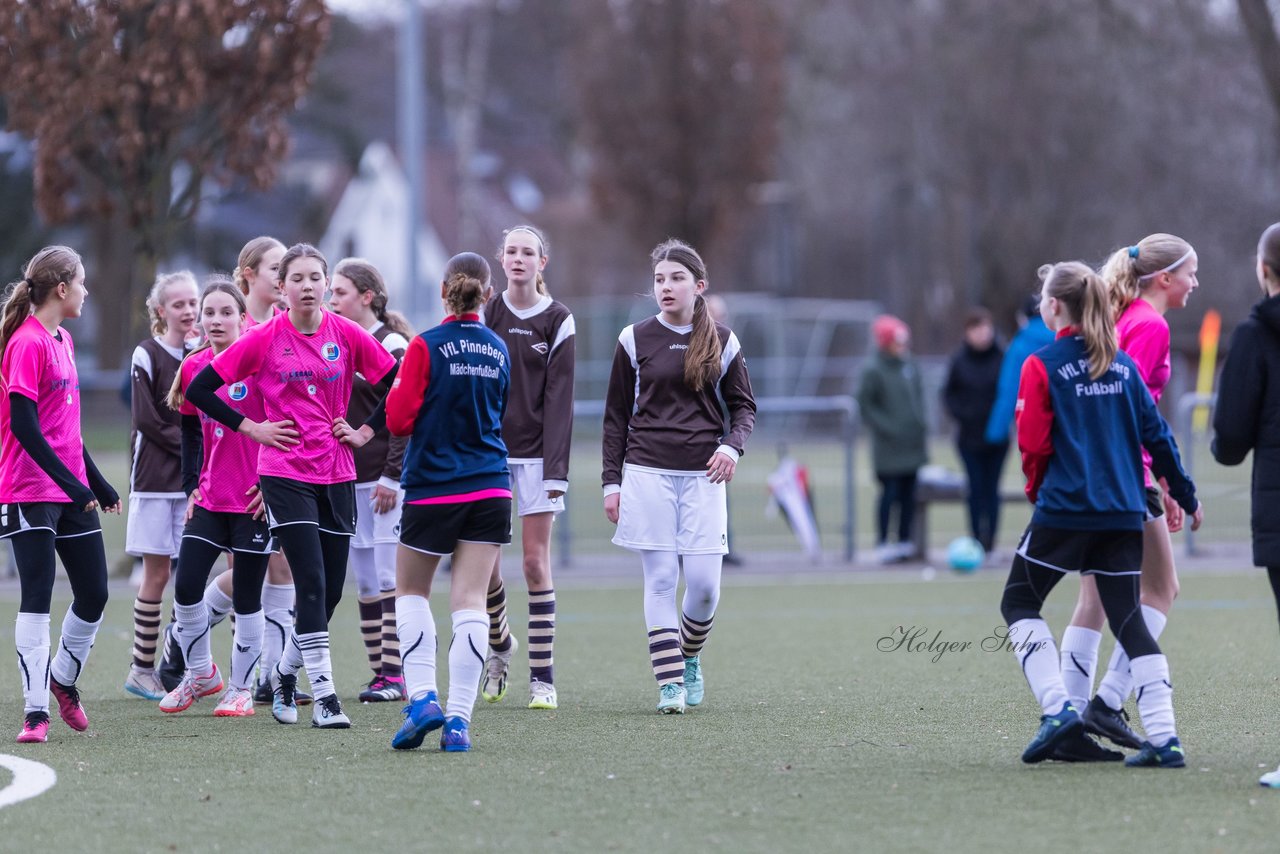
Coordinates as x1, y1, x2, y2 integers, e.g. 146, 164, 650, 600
1021, 701, 1081, 763
270, 667, 298, 725
657, 683, 687, 715
50, 677, 89, 731
311, 694, 351, 729
1049, 727, 1123, 762
481, 636, 518, 704
1259, 765, 1280, 788
391, 692, 445, 750
158, 623, 185, 693
439, 716, 471, 752
683, 656, 704, 707
1125, 737, 1185, 768
1082, 695, 1143, 750
359, 674, 406, 703
159, 666, 224, 714
528, 680, 558, 710
123, 666, 165, 701
16, 711, 50, 743
213, 687, 255, 717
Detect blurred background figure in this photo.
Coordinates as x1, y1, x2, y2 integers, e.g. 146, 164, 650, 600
943, 307, 1007, 555
985, 294, 1055, 448
857, 315, 926, 564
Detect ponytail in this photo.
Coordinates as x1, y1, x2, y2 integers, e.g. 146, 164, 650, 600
684, 294, 723, 390
1041, 261, 1116, 380
0, 281, 33, 363
333, 257, 414, 338
0, 245, 82, 361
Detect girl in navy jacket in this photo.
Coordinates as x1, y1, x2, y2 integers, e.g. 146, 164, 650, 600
999, 261, 1201, 768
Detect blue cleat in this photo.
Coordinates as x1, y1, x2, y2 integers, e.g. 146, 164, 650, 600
683, 656, 704, 707
1021, 701, 1081, 764
439, 716, 471, 752
391, 692, 445, 750
1125, 736, 1185, 768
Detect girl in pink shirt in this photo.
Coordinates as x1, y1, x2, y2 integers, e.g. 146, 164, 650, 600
186, 244, 397, 730
157, 279, 280, 717
1058, 233, 1200, 757
1, 246, 121, 743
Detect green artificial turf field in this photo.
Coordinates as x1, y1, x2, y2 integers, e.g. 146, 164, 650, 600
2, 567, 1279, 853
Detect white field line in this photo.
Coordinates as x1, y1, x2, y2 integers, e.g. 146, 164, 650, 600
0, 754, 56, 809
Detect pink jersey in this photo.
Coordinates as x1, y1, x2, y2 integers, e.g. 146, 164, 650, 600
1117, 298, 1172, 478
211, 311, 396, 484
180, 347, 267, 513
0, 316, 88, 502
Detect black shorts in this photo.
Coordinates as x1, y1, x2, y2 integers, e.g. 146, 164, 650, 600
1016, 525, 1143, 577
1144, 485, 1164, 521
0, 502, 101, 540
182, 505, 275, 554
258, 476, 356, 537
400, 498, 512, 556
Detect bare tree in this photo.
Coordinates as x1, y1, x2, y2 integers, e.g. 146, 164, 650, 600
1238, 0, 1280, 120
0, 0, 329, 367
570, 0, 785, 263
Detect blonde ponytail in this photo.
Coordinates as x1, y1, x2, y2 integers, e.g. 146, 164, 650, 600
1042, 261, 1116, 380
1102, 233, 1194, 318
0, 245, 82, 361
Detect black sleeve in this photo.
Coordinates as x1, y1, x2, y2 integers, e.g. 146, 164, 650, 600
185, 364, 246, 432
360, 362, 399, 434
82, 448, 119, 507
9, 393, 95, 507
180, 414, 203, 497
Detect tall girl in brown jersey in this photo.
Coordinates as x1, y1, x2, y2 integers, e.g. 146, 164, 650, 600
328, 257, 413, 703
123, 271, 199, 701
480, 225, 575, 711
602, 239, 756, 714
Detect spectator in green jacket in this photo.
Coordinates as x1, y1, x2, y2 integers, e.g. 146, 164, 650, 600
857, 315, 927, 563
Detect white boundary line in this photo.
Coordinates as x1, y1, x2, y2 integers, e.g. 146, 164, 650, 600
0, 753, 57, 809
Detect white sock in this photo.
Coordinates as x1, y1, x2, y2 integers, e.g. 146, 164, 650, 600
174, 601, 213, 678
295, 631, 335, 700
260, 582, 294, 679
396, 595, 437, 702
446, 610, 488, 722
1096, 604, 1168, 710
203, 580, 235, 629
277, 630, 304, 677
1059, 626, 1102, 711
15, 612, 51, 713
1131, 653, 1177, 746
230, 610, 264, 691
1008, 618, 1069, 714
50, 607, 101, 687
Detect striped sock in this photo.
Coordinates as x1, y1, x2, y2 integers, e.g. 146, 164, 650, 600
357, 596, 382, 675
295, 631, 335, 700
486, 580, 513, 654
131, 597, 162, 670
528, 588, 555, 684
647, 627, 684, 686
679, 612, 714, 659
379, 592, 402, 679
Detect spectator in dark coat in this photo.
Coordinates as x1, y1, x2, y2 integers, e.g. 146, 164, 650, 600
943, 308, 1007, 552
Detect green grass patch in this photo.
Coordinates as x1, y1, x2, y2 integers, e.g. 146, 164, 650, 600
2, 569, 1279, 851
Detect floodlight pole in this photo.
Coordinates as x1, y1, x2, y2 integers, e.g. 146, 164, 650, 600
398, 0, 426, 325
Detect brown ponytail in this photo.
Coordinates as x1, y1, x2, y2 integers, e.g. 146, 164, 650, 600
167, 277, 245, 411
443, 252, 491, 316
0, 246, 81, 361
651, 238, 722, 390
334, 257, 414, 338
1041, 261, 1117, 380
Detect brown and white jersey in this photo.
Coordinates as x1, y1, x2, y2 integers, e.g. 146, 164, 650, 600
485, 292, 575, 490
347, 321, 410, 487
130, 336, 188, 497
602, 316, 756, 489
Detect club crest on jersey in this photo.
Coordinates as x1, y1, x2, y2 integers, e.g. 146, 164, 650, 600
532, 342, 549, 355
307, 384, 317, 395
322, 342, 341, 361
229, 382, 248, 401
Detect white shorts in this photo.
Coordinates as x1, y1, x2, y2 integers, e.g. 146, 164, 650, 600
351, 482, 404, 549
126, 495, 185, 557
612, 464, 727, 555
509, 459, 564, 517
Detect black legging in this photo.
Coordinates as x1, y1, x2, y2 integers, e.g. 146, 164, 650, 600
1000, 554, 1159, 660
273, 525, 350, 634
14, 529, 109, 621
876, 472, 918, 544
174, 537, 269, 615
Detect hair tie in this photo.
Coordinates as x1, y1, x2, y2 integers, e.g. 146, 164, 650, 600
1128, 246, 1140, 259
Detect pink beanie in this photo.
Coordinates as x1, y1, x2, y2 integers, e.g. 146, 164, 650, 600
872, 315, 909, 350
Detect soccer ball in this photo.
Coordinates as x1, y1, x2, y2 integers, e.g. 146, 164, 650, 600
947, 536, 985, 573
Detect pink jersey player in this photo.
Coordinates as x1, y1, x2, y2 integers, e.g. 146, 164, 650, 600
179, 347, 266, 513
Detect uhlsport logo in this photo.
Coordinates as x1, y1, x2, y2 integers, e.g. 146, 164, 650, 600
229, 382, 248, 401
322, 342, 341, 361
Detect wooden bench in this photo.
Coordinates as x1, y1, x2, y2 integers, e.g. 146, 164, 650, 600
910, 477, 1025, 559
